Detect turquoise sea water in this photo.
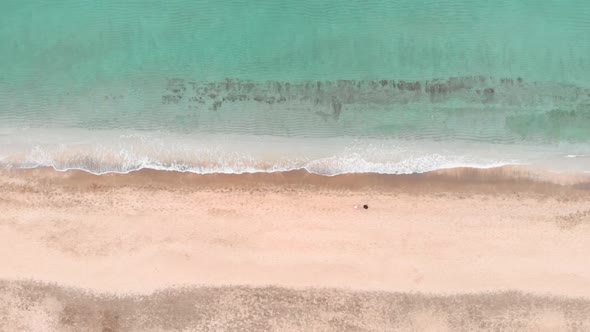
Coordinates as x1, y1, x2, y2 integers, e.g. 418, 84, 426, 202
1, 1, 589, 174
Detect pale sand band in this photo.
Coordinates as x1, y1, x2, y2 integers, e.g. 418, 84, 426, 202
1, 167, 589, 330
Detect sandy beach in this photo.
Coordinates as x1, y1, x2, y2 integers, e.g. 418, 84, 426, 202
0, 167, 589, 330
4, 0, 590, 329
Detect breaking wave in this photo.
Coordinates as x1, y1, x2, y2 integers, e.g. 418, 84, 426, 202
0, 130, 520, 176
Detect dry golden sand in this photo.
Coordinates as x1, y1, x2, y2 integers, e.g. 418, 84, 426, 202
1, 167, 590, 331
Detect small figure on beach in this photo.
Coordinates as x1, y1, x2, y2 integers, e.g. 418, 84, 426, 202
363, 204, 368, 209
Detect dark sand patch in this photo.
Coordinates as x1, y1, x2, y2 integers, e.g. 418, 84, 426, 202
1, 280, 590, 331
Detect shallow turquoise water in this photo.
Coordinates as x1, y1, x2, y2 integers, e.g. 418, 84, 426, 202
1, 1, 589, 173
3, 0, 590, 83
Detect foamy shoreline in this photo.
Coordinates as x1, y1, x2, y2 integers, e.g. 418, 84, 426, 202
4, 164, 590, 189
3, 127, 590, 176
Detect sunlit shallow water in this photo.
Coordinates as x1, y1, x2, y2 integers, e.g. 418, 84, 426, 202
1, 1, 589, 174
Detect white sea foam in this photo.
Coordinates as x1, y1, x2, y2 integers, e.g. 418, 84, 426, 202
1, 146, 515, 176
0, 127, 587, 176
